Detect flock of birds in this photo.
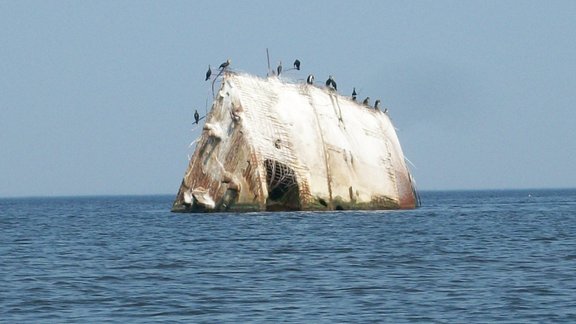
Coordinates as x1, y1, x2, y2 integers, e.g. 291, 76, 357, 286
202, 58, 387, 114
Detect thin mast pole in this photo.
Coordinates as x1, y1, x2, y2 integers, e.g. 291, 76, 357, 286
266, 48, 271, 76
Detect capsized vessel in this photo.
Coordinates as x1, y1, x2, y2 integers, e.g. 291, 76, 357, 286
172, 72, 418, 212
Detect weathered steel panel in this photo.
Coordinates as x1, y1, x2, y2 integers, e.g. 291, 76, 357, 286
172, 72, 418, 212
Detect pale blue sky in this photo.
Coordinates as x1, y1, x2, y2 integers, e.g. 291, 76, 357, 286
1, 0, 575, 197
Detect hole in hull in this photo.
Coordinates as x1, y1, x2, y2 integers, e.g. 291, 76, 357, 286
264, 159, 301, 211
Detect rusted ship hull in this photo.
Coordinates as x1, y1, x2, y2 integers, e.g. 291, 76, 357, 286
172, 73, 418, 212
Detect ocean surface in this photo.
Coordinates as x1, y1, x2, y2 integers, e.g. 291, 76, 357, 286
1, 189, 576, 323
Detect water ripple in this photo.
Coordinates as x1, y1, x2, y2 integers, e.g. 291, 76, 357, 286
1, 191, 576, 322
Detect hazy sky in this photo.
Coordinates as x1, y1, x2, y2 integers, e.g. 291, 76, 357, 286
2, 1, 576, 197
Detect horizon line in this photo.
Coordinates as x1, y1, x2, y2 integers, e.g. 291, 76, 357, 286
2, 187, 575, 200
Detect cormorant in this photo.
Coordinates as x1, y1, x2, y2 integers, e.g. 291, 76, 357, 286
326, 75, 337, 91
307, 74, 315, 85
363, 97, 370, 106
374, 99, 381, 109
352, 87, 357, 101
219, 59, 231, 70
277, 61, 282, 76
205, 65, 212, 81
293, 59, 301, 70
194, 109, 200, 124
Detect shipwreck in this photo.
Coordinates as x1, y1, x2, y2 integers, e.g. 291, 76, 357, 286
172, 71, 419, 212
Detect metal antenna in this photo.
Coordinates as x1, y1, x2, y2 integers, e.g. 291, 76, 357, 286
266, 48, 271, 76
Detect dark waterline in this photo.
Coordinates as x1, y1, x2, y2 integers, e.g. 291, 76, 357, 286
2, 189, 576, 322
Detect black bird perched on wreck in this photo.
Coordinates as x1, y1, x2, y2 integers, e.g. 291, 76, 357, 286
352, 87, 357, 101
293, 59, 301, 70
194, 110, 200, 124
374, 99, 381, 110
363, 97, 370, 106
277, 61, 282, 76
326, 75, 337, 91
306, 74, 315, 85
219, 59, 231, 70
205, 65, 212, 81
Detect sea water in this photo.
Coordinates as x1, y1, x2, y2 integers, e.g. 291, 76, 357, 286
1, 189, 576, 323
